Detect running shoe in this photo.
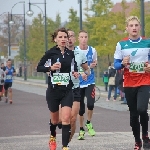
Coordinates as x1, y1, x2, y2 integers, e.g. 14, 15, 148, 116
77, 130, 85, 140
143, 136, 150, 148
62, 147, 69, 150
134, 141, 142, 150
49, 135, 56, 150
85, 123, 95, 136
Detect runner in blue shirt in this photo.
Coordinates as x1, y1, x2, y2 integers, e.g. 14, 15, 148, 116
77, 30, 97, 140
4, 59, 16, 104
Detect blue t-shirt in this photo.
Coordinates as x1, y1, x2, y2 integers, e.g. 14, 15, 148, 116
5, 66, 15, 83
77, 46, 97, 88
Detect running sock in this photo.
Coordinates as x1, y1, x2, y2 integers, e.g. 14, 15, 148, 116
86, 120, 90, 124
62, 124, 71, 147
80, 127, 85, 131
57, 122, 62, 129
50, 121, 57, 137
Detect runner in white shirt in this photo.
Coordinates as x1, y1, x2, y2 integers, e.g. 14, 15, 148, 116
77, 30, 97, 140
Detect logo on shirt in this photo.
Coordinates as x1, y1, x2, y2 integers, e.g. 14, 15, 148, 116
87, 55, 93, 62
124, 44, 128, 47
131, 49, 138, 56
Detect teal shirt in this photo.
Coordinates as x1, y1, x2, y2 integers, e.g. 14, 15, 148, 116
71, 47, 87, 89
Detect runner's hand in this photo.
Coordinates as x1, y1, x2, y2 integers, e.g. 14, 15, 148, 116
51, 62, 61, 71
122, 55, 130, 66
90, 61, 97, 68
81, 73, 87, 80
5, 70, 8, 74
144, 64, 150, 73
72, 72, 79, 79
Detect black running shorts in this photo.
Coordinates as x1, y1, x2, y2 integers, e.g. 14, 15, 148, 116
0, 85, 3, 92
46, 85, 73, 112
4, 82, 12, 91
73, 87, 81, 102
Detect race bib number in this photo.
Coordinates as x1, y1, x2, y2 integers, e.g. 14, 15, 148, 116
129, 62, 145, 73
6, 75, 12, 79
79, 67, 84, 74
51, 73, 70, 85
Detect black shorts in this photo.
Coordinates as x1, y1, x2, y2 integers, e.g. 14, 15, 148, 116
80, 84, 95, 108
4, 82, 12, 90
46, 85, 73, 112
73, 87, 81, 102
0, 85, 3, 92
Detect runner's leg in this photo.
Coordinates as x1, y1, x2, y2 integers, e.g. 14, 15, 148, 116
85, 84, 96, 136
61, 89, 73, 149
4, 83, 8, 103
137, 86, 150, 148
124, 87, 141, 143
78, 87, 85, 140
69, 87, 80, 142
8, 83, 13, 103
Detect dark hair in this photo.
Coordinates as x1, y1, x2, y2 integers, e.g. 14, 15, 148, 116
51, 27, 69, 43
78, 29, 88, 35
1, 63, 4, 65
7, 59, 11, 62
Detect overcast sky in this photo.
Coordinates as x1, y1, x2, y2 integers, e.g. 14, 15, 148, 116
0, 0, 146, 23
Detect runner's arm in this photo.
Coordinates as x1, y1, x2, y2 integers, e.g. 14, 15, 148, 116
81, 52, 90, 75
93, 48, 98, 65
114, 42, 124, 70
73, 52, 78, 72
13, 68, 16, 76
37, 51, 51, 73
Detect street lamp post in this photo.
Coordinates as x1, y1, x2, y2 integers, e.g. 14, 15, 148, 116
10, 1, 27, 81
27, 0, 48, 84
0, 12, 11, 56
79, 0, 82, 30
140, 0, 145, 36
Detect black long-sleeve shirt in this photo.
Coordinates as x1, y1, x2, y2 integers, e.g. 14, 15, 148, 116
37, 46, 78, 88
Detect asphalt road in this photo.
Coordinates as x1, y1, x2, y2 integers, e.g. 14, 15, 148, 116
0, 83, 150, 150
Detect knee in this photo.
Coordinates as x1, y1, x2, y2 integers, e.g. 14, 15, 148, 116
70, 115, 77, 125
51, 119, 59, 125
8, 88, 12, 92
62, 114, 70, 123
79, 109, 85, 116
87, 104, 94, 110
137, 107, 147, 114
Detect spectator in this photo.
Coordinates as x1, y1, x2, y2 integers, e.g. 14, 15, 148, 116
1, 63, 6, 71
117, 69, 127, 104
103, 71, 109, 91
106, 63, 117, 101
19, 65, 22, 77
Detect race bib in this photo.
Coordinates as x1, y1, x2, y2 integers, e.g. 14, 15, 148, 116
51, 73, 70, 85
6, 75, 12, 79
129, 62, 145, 73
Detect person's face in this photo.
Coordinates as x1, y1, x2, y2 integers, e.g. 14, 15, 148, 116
78, 32, 88, 46
1, 64, 4, 67
67, 31, 76, 48
55, 31, 68, 48
7, 61, 11, 66
126, 19, 141, 37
